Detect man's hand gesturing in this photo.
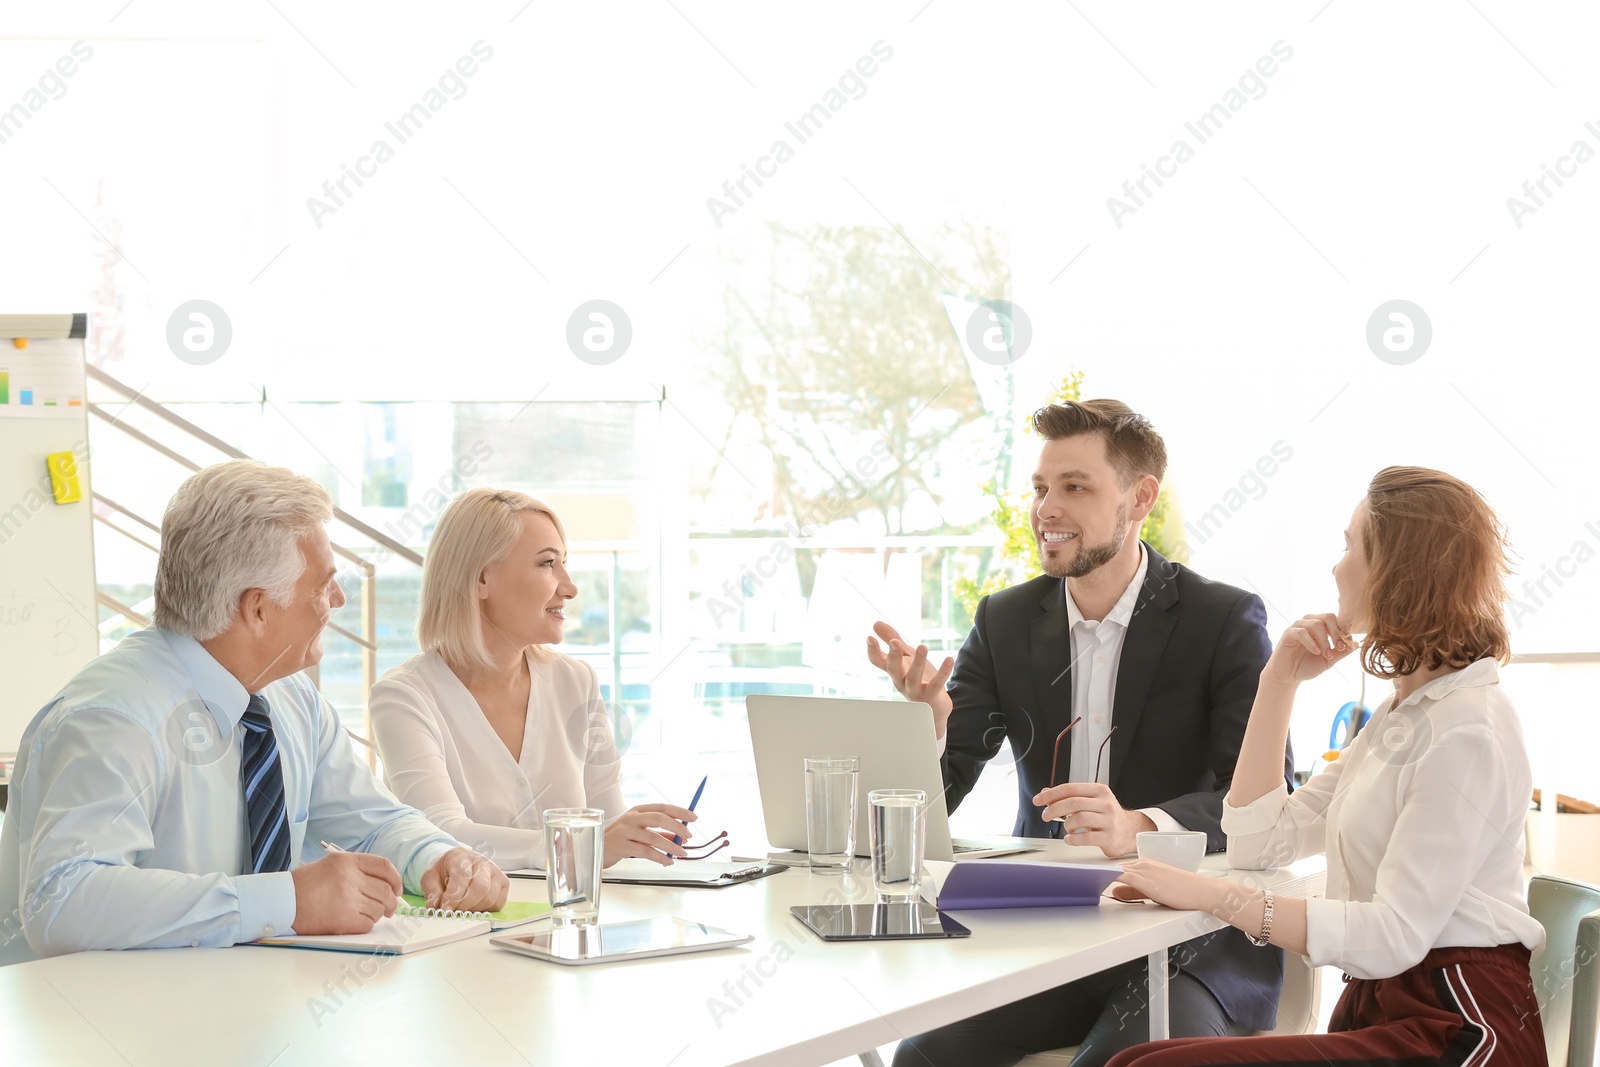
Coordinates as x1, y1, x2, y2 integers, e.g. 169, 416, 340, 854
866, 621, 955, 738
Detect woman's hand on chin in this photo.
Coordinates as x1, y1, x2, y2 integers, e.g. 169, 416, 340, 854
1263, 612, 1356, 686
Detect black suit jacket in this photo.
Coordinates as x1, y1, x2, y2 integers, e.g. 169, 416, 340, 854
939, 543, 1294, 1031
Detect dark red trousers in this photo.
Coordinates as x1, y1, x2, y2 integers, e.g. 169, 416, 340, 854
1105, 944, 1545, 1066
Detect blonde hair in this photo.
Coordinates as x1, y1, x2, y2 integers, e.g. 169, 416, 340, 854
1360, 466, 1512, 679
417, 488, 568, 672
154, 460, 333, 639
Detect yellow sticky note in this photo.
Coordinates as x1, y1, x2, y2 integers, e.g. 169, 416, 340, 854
46, 451, 81, 504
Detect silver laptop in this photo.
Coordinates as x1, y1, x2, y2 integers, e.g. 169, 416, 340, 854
746, 694, 1036, 862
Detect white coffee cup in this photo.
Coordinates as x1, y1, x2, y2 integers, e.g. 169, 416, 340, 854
1135, 830, 1207, 872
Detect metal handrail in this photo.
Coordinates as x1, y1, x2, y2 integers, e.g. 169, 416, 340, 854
94, 493, 379, 636
93, 509, 161, 556
86, 452, 372, 571
88, 404, 207, 473
327, 620, 376, 652
84, 369, 414, 769
98, 591, 150, 628
94, 493, 162, 536
87, 365, 424, 567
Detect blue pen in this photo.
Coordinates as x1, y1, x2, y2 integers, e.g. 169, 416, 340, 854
675, 775, 707, 845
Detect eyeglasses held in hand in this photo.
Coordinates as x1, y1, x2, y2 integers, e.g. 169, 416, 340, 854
1043, 723, 1120, 838
1048, 718, 1119, 788
679, 830, 730, 860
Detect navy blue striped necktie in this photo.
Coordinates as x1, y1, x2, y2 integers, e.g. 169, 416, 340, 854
240, 694, 291, 874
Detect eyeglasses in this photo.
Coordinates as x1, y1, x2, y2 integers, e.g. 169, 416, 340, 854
1048, 720, 1119, 840
679, 830, 730, 860
1048, 717, 1119, 788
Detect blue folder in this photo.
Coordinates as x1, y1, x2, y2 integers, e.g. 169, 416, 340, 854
937, 861, 1124, 910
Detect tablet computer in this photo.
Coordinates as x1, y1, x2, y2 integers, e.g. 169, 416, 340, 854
789, 900, 973, 941
491, 917, 753, 966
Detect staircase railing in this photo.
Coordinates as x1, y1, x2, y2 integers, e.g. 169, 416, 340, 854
85, 366, 425, 766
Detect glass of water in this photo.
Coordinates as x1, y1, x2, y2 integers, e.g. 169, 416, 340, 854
543, 807, 604, 927
868, 788, 927, 900
804, 757, 858, 873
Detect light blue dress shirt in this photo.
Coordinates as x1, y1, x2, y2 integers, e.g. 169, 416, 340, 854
0, 628, 461, 965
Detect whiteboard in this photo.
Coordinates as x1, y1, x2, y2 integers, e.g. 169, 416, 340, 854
0, 318, 98, 756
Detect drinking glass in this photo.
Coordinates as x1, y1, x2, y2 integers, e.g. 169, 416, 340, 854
543, 807, 604, 927
868, 788, 926, 899
804, 757, 858, 872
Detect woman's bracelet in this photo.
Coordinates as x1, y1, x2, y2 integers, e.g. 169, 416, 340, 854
1247, 889, 1275, 947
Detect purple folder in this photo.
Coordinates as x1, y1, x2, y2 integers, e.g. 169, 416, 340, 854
936, 861, 1124, 910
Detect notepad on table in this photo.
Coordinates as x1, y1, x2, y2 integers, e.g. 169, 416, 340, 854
254, 896, 551, 953
397, 894, 550, 930
255, 912, 491, 954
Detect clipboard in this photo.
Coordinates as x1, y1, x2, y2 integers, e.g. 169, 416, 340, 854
508, 859, 789, 889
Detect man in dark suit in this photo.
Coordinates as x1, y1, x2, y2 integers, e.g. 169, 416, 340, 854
868, 399, 1294, 1067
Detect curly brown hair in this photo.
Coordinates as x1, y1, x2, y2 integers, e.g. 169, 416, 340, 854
1360, 466, 1512, 679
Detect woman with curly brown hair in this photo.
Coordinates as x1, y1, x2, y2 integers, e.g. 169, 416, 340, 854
1105, 467, 1546, 1066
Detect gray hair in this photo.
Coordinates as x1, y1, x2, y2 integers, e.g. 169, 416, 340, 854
153, 460, 333, 639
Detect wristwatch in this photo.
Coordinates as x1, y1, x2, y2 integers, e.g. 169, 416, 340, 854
1248, 889, 1275, 947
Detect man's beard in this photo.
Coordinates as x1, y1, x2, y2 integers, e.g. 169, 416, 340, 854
1040, 503, 1129, 579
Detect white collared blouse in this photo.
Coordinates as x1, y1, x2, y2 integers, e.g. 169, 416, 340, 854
370, 649, 626, 871
1224, 658, 1545, 979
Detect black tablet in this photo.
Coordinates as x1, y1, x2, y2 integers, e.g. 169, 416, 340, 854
789, 900, 972, 941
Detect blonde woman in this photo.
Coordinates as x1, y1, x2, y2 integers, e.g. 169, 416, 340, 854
370, 488, 696, 871
1103, 467, 1545, 1066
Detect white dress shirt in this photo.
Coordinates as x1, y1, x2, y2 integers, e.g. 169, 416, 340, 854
369, 649, 626, 871
935, 546, 1181, 833
0, 629, 460, 965
1063, 547, 1145, 786
1224, 657, 1545, 979
1061, 545, 1183, 833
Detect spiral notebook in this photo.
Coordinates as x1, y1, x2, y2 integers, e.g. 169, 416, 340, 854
255, 912, 491, 954
254, 897, 551, 954
396, 895, 551, 930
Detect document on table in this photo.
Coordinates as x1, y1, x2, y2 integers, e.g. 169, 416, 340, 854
507, 858, 784, 887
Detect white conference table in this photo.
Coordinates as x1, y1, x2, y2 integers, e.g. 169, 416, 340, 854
0, 845, 1325, 1067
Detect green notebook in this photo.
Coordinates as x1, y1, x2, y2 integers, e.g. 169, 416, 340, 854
399, 894, 550, 930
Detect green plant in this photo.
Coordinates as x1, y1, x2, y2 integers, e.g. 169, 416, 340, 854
953, 372, 1182, 615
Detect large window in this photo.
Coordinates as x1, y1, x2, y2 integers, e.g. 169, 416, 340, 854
10, 3, 1595, 846
88, 389, 1026, 841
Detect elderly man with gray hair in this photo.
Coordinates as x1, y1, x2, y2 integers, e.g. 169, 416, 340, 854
0, 460, 506, 965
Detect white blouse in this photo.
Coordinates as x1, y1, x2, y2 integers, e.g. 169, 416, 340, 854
369, 649, 626, 871
1223, 657, 1545, 980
